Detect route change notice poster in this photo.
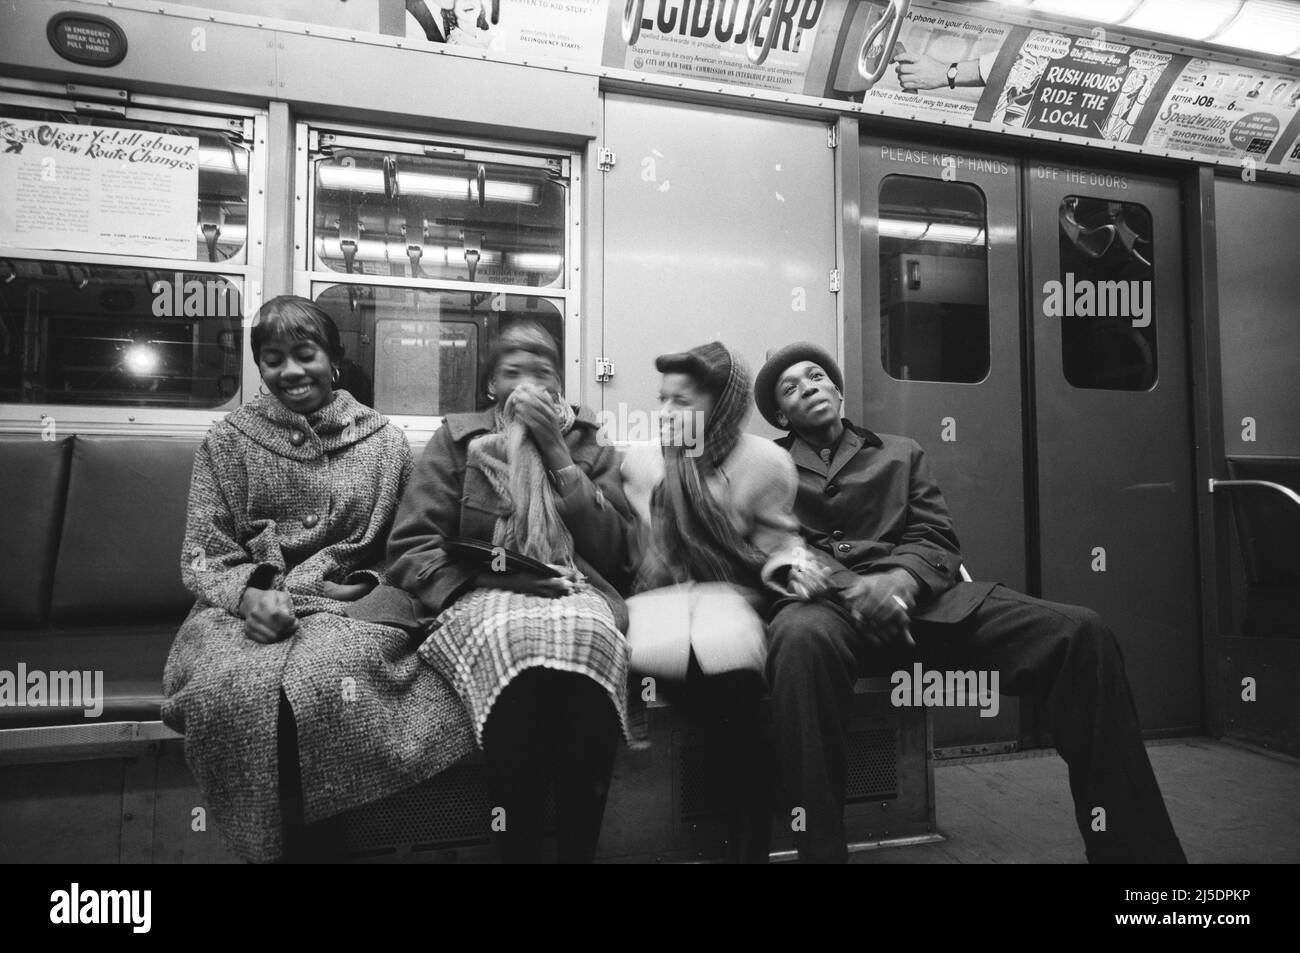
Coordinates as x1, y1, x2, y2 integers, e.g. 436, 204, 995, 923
0, 119, 199, 258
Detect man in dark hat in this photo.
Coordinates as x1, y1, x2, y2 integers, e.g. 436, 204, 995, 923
754, 342, 1187, 864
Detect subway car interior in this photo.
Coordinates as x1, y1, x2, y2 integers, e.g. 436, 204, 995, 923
0, 0, 1297, 867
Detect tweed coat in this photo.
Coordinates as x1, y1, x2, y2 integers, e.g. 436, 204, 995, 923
160, 390, 475, 863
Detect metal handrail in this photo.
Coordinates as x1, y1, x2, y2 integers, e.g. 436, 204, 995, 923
746, 0, 779, 65
1208, 478, 1300, 510
857, 0, 910, 87
623, 0, 644, 46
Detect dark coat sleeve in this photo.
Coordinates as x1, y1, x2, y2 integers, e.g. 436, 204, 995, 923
343, 432, 414, 589
385, 424, 477, 616
859, 440, 964, 600
553, 432, 636, 593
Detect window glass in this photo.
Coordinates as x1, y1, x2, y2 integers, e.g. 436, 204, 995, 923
312, 150, 565, 287
1057, 195, 1157, 391
311, 283, 563, 416
877, 175, 990, 383
0, 259, 242, 407
1, 106, 251, 264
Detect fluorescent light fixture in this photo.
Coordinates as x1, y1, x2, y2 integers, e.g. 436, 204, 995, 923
399, 172, 538, 204
315, 237, 501, 266
317, 164, 538, 203
1121, 0, 1241, 40
507, 252, 563, 272
923, 223, 986, 244
195, 223, 248, 244
878, 219, 985, 244
1211, 0, 1300, 55
1032, 0, 1135, 23
317, 166, 385, 191
197, 146, 249, 175
877, 218, 928, 240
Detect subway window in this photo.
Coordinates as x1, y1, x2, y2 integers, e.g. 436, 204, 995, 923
1057, 195, 1157, 391
0, 101, 260, 419
310, 284, 563, 415
878, 175, 990, 384
312, 148, 565, 287
0, 262, 242, 408
301, 127, 574, 419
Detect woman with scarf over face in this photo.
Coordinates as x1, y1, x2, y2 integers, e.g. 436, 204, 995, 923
384, 320, 636, 864
620, 342, 832, 863
161, 296, 474, 863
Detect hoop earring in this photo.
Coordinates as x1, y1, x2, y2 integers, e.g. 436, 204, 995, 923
258, 382, 269, 397
331, 366, 341, 385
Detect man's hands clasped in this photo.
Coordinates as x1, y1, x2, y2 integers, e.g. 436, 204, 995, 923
840, 568, 920, 649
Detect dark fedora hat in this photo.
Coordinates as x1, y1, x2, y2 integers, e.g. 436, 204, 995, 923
754, 341, 843, 429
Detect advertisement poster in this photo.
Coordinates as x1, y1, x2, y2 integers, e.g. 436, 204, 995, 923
0, 119, 199, 258
1143, 58, 1300, 164
826, 2, 1012, 121
1274, 123, 1300, 173
610, 0, 830, 94
403, 0, 607, 65
979, 32, 1172, 143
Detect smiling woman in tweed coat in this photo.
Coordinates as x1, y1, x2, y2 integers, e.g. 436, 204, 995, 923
160, 296, 474, 863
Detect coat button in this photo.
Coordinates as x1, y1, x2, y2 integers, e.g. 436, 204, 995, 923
303, 513, 319, 528
824, 484, 840, 498
831, 530, 844, 540
290, 429, 306, 446
837, 543, 851, 553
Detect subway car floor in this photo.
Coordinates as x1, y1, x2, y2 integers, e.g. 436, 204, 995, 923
837, 739, 1300, 864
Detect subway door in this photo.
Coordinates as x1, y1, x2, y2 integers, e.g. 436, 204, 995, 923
600, 94, 838, 434
1027, 163, 1199, 735
859, 139, 1025, 752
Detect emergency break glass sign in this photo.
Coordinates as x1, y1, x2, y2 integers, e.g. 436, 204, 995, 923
0, 118, 199, 259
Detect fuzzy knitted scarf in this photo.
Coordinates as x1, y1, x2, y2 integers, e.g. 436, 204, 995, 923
465, 387, 578, 568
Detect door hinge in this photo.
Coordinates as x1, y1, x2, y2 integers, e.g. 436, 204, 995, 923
827, 124, 839, 149
595, 358, 616, 382
597, 148, 616, 172
67, 83, 129, 105
829, 268, 841, 293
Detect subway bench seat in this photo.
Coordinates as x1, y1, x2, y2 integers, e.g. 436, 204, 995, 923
0, 433, 936, 863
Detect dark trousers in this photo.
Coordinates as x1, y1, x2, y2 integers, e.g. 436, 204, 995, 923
662, 656, 772, 864
767, 585, 1188, 864
481, 667, 620, 864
